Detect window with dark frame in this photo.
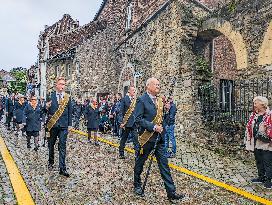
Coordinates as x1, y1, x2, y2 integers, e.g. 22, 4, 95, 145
219, 79, 234, 112
125, 1, 133, 31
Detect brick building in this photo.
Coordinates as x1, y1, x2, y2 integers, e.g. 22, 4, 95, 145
36, 0, 272, 148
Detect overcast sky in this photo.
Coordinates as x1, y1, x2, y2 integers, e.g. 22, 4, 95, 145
0, 0, 103, 71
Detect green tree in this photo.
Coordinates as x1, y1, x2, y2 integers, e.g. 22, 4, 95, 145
9, 67, 27, 94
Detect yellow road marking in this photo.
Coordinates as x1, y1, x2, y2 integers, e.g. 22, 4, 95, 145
0, 136, 35, 205
71, 129, 272, 205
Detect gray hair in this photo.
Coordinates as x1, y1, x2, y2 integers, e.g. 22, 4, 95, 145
253, 96, 269, 108
146, 77, 157, 87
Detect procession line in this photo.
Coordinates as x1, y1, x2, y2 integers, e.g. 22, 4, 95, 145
71, 129, 272, 205
0, 136, 35, 205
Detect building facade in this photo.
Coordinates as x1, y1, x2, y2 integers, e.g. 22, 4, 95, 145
36, 0, 272, 148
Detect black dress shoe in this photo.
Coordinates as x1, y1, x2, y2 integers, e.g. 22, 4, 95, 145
167, 192, 185, 201
59, 170, 70, 177
48, 164, 54, 171
134, 187, 144, 197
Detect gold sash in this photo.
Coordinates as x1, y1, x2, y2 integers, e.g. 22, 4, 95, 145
47, 93, 70, 132
122, 97, 137, 126
138, 97, 163, 147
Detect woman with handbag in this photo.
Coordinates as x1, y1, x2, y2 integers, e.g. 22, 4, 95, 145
245, 96, 272, 189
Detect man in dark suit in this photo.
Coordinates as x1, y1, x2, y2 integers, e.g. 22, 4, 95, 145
46, 77, 72, 177
119, 86, 139, 158
5, 94, 15, 130
133, 77, 184, 202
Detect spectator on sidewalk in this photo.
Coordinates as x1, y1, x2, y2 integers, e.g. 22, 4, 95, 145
245, 96, 272, 189
164, 96, 177, 158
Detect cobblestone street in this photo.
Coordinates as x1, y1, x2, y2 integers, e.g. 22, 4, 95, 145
0, 154, 16, 205
0, 123, 260, 205
103, 132, 272, 202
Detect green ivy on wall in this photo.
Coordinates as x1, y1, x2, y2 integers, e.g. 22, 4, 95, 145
196, 56, 213, 79
228, 0, 237, 13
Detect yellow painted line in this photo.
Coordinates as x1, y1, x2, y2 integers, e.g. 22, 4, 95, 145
0, 136, 35, 205
71, 129, 272, 205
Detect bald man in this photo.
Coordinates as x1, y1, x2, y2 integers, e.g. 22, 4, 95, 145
133, 77, 184, 202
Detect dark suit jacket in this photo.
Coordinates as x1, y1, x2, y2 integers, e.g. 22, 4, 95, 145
119, 95, 135, 128
23, 103, 42, 132
6, 98, 14, 114
134, 92, 164, 143
13, 101, 26, 123
84, 105, 100, 129
47, 91, 72, 129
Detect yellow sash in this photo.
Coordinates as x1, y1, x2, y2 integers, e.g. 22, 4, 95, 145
47, 93, 70, 132
122, 97, 137, 126
138, 97, 163, 147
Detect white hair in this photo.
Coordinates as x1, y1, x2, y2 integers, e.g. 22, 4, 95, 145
146, 77, 157, 87
253, 96, 269, 108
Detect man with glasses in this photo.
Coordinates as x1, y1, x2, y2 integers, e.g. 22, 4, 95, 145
46, 77, 72, 177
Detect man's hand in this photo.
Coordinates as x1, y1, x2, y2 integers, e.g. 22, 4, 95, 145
120, 123, 125, 129
154, 125, 163, 133
19, 124, 25, 130
68, 126, 73, 131
46, 101, 52, 109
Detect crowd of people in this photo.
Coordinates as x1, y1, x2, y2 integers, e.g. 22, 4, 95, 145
1, 75, 272, 202
0, 76, 182, 201
0, 87, 177, 158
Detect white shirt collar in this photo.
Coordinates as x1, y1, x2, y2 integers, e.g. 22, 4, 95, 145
147, 92, 156, 99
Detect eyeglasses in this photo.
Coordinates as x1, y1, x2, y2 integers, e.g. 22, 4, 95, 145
31, 99, 37, 101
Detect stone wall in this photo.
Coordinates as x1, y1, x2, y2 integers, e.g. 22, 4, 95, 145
74, 25, 121, 98
116, 0, 210, 137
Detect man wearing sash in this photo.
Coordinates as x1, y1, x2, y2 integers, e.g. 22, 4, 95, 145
119, 86, 139, 159
46, 77, 72, 177
133, 77, 184, 202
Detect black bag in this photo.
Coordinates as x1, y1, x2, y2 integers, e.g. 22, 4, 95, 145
255, 132, 271, 143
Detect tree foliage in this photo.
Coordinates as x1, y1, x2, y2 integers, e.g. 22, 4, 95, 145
8, 67, 27, 94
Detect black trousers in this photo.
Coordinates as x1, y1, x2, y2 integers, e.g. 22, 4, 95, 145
134, 141, 176, 195
6, 113, 13, 128
119, 127, 139, 156
254, 149, 272, 180
48, 127, 68, 171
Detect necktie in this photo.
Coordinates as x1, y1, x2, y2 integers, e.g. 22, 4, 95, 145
57, 93, 62, 103
153, 97, 157, 105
